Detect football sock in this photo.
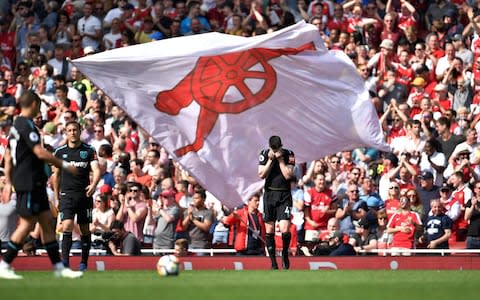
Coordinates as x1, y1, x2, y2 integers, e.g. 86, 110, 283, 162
2, 241, 23, 264
61, 232, 73, 266
282, 232, 291, 269
44, 240, 62, 265
80, 234, 91, 265
265, 233, 278, 269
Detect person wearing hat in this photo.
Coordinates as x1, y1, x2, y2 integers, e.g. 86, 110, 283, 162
150, 188, 181, 251
327, 230, 356, 256
367, 38, 394, 81
406, 76, 428, 115
432, 82, 450, 113
444, 141, 478, 180
451, 34, 473, 67
351, 217, 377, 255
415, 170, 438, 216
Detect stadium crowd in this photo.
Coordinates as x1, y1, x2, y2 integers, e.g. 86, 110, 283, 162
1, 0, 480, 259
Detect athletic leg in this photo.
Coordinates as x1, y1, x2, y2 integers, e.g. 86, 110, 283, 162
60, 218, 74, 267
265, 222, 278, 269
79, 223, 91, 271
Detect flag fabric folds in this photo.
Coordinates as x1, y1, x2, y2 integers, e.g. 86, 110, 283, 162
73, 21, 388, 208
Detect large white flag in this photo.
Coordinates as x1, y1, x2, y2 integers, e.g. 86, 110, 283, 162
73, 21, 388, 208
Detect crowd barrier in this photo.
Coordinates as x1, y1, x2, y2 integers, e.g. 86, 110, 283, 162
6, 248, 480, 256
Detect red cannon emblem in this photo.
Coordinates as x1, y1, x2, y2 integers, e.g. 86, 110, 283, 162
155, 43, 315, 156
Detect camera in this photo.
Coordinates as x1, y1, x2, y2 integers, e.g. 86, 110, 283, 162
91, 231, 118, 254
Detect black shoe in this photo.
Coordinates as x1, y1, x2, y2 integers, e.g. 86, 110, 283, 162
270, 257, 279, 270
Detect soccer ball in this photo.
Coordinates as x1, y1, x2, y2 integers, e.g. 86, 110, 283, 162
156, 255, 180, 276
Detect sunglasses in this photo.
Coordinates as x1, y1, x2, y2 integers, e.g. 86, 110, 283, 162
389, 186, 399, 190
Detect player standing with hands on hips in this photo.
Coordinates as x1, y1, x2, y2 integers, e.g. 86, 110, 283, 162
0, 91, 83, 279
258, 135, 295, 270
54, 121, 100, 271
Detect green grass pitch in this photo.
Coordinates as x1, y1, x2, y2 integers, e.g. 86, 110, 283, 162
0, 270, 478, 300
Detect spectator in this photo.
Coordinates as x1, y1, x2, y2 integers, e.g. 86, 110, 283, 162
447, 171, 472, 242
77, 2, 102, 50
465, 181, 480, 249
359, 176, 383, 211
335, 183, 359, 235
223, 193, 265, 255
304, 173, 336, 243
0, 78, 16, 125
375, 209, 392, 254
386, 195, 423, 255
384, 181, 401, 220
350, 217, 377, 255
422, 199, 452, 250
107, 220, 142, 256
90, 123, 111, 154
127, 158, 152, 187
180, 1, 211, 35
327, 230, 356, 256
435, 116, 465, 161
48, 44, 71, 79
151, 189, 181, 251
51, 10, 75, 46
0, 172, 17, 251
117, 182, 148, 242
406, 188, 424, 221
182, 188, 213, 252
103, 18, 122, 50
90, 194, 115, 248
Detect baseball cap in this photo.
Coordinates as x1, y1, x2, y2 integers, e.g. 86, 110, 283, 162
379, 39, 394, 50
434, 83, 447, 91
456, 144, 471, 155
419, 171, 434, 180
160, 189, 176, 198
452, 34, 463, 42
440, 183, 451, 192
124, 3, 135, 10
100, 184, 112, 194
353, 200, 369, 212
411, 77, 426, 87
329, 230, 343, 240
354, 217, 370, 229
